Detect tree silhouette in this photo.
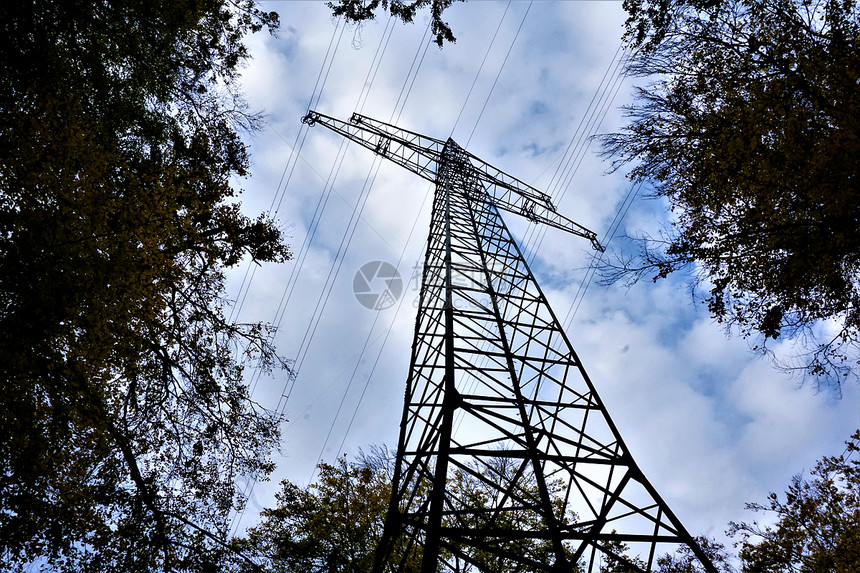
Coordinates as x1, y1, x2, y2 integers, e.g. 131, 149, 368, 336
0, 2, 288, 570
601, 0, 860, 384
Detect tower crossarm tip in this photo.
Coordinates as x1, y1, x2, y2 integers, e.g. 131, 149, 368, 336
300, 110, 319, 126
482, 186, 604, 252
302, 110, 604, 251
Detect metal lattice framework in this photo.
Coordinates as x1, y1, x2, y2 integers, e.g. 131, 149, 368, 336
302, 111, 716, 573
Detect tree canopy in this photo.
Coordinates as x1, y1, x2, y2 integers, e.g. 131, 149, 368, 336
326, 0, 465, 46
240, 450, 584, 573
238, 454, 404, 573
297, 439, 860, 571
729, 431, 860, 572
242, 432, 860, 573
600, 0, 860, 383
0, 1, 288, 570
243, 448, 730, 573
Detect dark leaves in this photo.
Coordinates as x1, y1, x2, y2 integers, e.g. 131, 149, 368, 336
326, 0, 463, 46
0, 1, 289, 570
728, 430, 860, 572
601, 0, 860, 384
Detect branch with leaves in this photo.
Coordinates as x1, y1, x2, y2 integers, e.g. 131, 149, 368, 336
600, 0, 860, 385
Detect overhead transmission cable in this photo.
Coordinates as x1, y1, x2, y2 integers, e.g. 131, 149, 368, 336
449, 0, 512, 139
284, 15, 427, 401
561, 180, 642, 333
244, 15, 432, 490
265, 15, 399, 416
232, 14, 401, 534
314, 21, 452, 471
465, 0, 533, 148
501, 45, 643, 350
505, 44, 632, 339
330, 185, 433, 462
537, 50, 634, 329
234, 18, 352, 405
271, 17, 400, 415
229, 15, 351, 537
305, 21, 436, 482
231, 13, 405, 535
309, 182, 432, 484
244, 31, 355, 404
230, 18, 348, 326
263, 17, 400, 393
520, 44, 630, 260
279, 16, 431, 423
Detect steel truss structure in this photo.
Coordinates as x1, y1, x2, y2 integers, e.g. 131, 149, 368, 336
302, 111, 716, 573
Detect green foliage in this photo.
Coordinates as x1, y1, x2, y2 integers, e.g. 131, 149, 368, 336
242, 453, 583, 573
239, 455, 411, 573
620, 0, 720, 50
442, 456, 580, 572
601, 0, 860, 383
656, 537, 736, 573
326, 0, 465, 46
245, 435, 860, 573
598, 539, 647, 573
0, 1, 288, 570
729, 431, 860, 573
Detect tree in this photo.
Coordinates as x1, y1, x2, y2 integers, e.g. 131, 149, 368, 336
728, 430, 860, 572
655, 537, 736, 573
238, 453, 415, 573
0, 1, 288, 570
441, 455, 582, 572
600, 540, 646, 573
241, 450, 583, 573
326, 0, 465, 46
619, 0, 719, 51
600, 0, 860, 383
245, 436, 860, 573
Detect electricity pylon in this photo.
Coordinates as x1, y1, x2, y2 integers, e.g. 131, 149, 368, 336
302, 111, 716, 573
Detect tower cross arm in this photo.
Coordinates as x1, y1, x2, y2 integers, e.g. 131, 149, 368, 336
302, 110, 604, 251
461, 147, 556, 213
302, 110, 446, 183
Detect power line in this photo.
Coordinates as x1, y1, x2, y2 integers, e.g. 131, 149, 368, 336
230, 18, 348, 325
254, 18, 435, 492
302, 22, 437, 479
449, 0, 513, 138
466, 1, 533, 147
229, 15, 353, 536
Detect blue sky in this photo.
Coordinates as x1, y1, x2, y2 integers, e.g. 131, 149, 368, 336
226, 0, 860, 554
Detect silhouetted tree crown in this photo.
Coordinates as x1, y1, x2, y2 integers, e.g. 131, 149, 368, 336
240, 451, 583, 572
600, 0, 860, 384
729, 430, 860, 572
326, 0, 465, 46
240, 433, 860, 573
0, 1, 288, 570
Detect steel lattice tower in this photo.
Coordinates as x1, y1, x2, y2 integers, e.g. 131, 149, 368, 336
302, 111, 716, 573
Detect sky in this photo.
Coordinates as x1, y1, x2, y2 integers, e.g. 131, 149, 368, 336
225, 0, 860, 555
